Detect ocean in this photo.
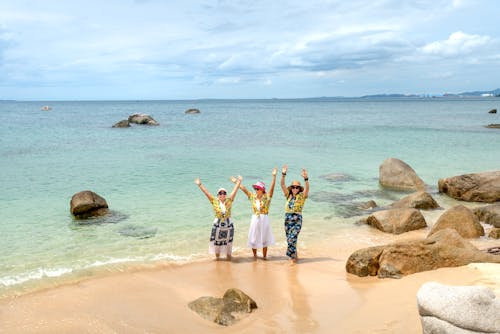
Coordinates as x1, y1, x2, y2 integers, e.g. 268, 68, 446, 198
1, 98, 499, 297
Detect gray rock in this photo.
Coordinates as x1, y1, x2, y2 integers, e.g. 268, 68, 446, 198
70, 190, 109, 219
185, 108, 201, 114
128, 114, 159, 125
417, 282, 500, 333
420, 316, 488, 334
379, 157, 425, 191
112, 120, 130, 128
367, 208, 427, 234
188, 288, 257, 326
486, 124, 500, 128
118, 225, 157, 238
391, 191, 440, 210
438, 171, 500, 203
488, 109, 497, 114
320, 173, 355, 182
428, 205, 484, 238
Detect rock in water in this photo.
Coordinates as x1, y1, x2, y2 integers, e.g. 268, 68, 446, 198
70, 190, 109, 219
185, 108, 201, 114
128, 114, 159, 125
379, 157, 425, 191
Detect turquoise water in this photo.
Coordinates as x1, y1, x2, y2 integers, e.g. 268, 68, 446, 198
1, 98, 499, 296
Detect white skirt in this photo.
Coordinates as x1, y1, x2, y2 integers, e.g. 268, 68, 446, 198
247, 214, 275, 248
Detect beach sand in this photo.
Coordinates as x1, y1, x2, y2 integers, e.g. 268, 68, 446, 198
1, 230, 499, 334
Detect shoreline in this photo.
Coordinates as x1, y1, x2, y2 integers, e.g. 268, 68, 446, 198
1, 226, 499, 333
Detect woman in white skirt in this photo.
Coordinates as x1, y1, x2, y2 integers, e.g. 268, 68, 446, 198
195, 176, 242, 260
234, 168, 277, 259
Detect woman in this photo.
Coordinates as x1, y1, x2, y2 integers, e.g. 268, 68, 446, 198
280, 165, 309, 263
235, 168, 277, 259
194, 176, 242, 260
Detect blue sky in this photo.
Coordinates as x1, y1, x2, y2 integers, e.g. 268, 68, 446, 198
1, 0, 499, 100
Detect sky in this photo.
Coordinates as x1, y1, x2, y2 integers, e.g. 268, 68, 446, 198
0, 0, 499, 100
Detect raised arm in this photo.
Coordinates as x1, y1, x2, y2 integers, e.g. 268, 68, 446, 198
280, 165, 288, 196
233, 177, 252, 198
268, 167, 278, 198
302, 168, 310, 198
194, 178, 213, 202
229, 175, 242, 201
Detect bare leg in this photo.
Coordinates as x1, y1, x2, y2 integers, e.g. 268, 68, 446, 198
252, 248, 257, 259
263, 247, 268, 259
215, 253, 220, 260
226, 254, 232, 261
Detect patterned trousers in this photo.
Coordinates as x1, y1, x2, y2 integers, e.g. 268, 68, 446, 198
284, 213, 302, 259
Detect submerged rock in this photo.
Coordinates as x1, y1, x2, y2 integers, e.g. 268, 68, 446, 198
188, 288, 257, 326
112, 120, 130, 128
185, 108, 201, 114
70, 190, 109, 219
320, 173, 355, 182
118, 224, 157, 238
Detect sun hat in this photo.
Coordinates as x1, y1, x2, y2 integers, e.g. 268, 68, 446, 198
252, 181, 266, 193
287, 180, 304, 193
217, 188, 227, 195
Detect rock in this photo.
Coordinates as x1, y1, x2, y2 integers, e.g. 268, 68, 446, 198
112, 120, 130, 128
473, 203, 500, 227
417, 282, 500, 334
391, 191, 440, 210
118, 225, 157, 238
185, 108, 201, 114
488, 108, 497, 113
320, 173, 355, 182
488, 228, 500, 239
379, 158, 425, 191
188, 288, 257, 326
359, 200, 377, 210
438, 170, 500, 202
128, 114, 159, 125
366, 208, 427, 234
70, 191, 109, 219
345, 229, 500, 278
485, 124, 500, 128
428, 205, 484, 238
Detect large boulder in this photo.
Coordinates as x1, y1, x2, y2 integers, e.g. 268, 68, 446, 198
438, 170, 500, 202
391, 191, 440, 210
366, 208, 427, 234
417, 282, 500, 334
379, 158, 425, 191
188, 288, 257, 326
128, 114, 159, 125
473, 203, 500, 227
70, 191, 109, 218
428, 205, 484, 238
345, 229, 500, 278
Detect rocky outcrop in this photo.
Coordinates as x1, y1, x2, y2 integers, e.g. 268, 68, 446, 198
70, 191, 109, 219
366, 208, 427, 234
485, 124, 500, 128
345, 229, 500, 278
128, 114, 159, 125
112, 120, 130, 128
188, 288, 257, 326
417, 282, 500, 334
473, 203, 500, 227
379, 158, 425, 191
391, 191, 440, 210
185, 108, 201, 114
438, 170, 500, 202
428, 205, 484, 238
488, 108, 497, 114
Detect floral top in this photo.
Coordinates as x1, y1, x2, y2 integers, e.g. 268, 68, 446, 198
285, 192, 306, 214
248, 193, 271, 215
210, 198, 232, 219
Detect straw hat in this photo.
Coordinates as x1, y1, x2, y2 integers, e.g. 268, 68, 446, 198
287, 180, 304, 193
252, 181, 266, 193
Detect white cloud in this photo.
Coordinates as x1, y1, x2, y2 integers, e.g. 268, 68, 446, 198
421, 31, 491, 56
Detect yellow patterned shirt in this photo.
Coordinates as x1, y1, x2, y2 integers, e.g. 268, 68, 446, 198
210, 198, 232, 219
285, 192, 306, 214
248, 193, 271, 215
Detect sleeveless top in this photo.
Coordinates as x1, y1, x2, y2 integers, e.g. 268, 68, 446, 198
249, 193, 271, 215
210, 198, 232, 219
285, 192, 306, 214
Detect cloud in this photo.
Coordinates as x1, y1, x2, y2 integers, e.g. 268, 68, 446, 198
421, 31, 491, 57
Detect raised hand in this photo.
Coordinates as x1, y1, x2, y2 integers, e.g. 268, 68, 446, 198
194, 178, 201, 185
282, 165, 288, 175
302, 168, 308, 179
272, 167, 278, 176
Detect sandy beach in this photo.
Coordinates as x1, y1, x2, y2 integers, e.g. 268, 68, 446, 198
1, 227, 499, 334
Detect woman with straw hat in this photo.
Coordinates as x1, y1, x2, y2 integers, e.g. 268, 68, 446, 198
194, 176, 242, 260
280, 165, 309, 263
233, 168, 277, 259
